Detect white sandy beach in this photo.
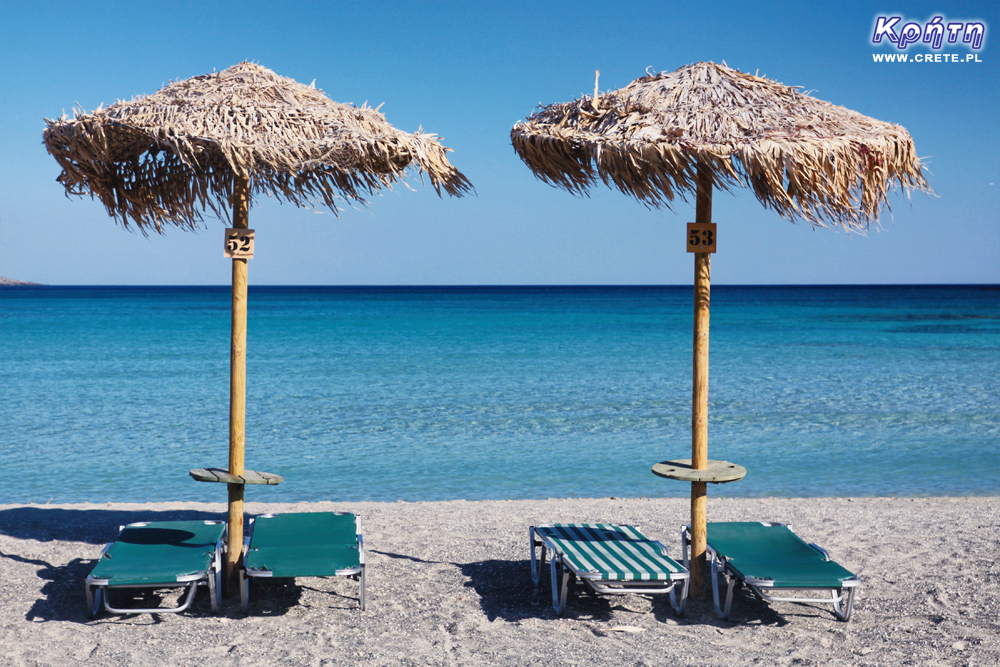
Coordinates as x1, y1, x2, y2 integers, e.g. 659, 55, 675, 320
1, 496, 997, 666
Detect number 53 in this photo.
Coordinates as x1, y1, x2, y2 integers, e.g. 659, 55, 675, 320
686, 223, 717, 253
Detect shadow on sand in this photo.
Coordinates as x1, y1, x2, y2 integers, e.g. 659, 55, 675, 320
1, 506, 228, 623
0, 506, 226, 545
455, 557, 796, 628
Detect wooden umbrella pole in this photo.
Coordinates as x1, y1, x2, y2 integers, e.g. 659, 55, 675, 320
690, 166, 712, 599
226, 174, 250, 593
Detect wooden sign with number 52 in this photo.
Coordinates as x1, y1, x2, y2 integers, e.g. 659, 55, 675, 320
224, 229, 255, 259
687, 223, 716, 253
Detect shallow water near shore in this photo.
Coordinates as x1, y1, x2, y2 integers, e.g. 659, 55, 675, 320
2, 284, 997, 503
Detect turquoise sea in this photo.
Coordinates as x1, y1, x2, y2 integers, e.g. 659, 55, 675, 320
1, 285, 998, 504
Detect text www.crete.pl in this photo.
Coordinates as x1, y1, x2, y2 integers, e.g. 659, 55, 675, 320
872, 53, 983, 63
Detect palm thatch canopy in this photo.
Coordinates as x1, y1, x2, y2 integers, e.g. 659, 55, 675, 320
43, 62, 472, 233
511, 61, 929, 231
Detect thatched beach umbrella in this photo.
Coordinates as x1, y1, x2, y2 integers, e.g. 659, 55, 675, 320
44, 61, 471, 589
511, 61, 928, 598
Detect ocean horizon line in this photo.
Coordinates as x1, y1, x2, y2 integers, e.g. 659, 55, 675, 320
4, 282, 999, 289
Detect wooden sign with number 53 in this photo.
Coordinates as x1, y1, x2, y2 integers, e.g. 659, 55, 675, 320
687, 223, 716, 253
224, 229, 255, 259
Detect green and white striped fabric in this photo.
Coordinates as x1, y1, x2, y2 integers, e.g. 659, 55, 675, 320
537, 524, 684, 582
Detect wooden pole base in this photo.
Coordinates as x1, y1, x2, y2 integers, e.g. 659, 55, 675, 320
690, 481, 708, 598
225, 483, 244, 594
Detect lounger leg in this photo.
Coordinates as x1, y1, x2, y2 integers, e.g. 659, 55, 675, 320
239, 568, 249, 615
550, 557, 570, 616
85, 584, 103, 619
209, 566, 220, 614
710, 556, 722, 617
101, 581, 200, 615
710, 554, 735, 620
833, 585, 855, 622
721, 575, 735, 619
211, 540, 223, 614
216, 565, 223, 612
529, 528, 549, 589
530, 527, 540, 586
358, 567, 367, 611
669, 576, 690, 616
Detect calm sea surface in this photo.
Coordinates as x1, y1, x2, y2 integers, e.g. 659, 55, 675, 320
2, 285, 998, 503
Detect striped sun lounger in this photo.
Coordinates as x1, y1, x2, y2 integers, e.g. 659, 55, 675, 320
683, 522, 861, 621
530, 523, 689, 615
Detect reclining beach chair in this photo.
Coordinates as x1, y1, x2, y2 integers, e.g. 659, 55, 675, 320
682, 522, 861, 621
530, 523, 689, 615
85, 520, 225, 618
240, 512, 365, 613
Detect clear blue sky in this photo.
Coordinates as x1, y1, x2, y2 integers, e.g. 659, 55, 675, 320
1, 0, 997, 285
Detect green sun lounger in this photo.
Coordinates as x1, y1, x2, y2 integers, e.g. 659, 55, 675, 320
85, 520, 225, 618
240, 512, 365, 614
530, 523, 689, 615
682, 522, 861, 621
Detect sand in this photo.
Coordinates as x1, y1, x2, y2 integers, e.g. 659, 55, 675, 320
1, 496, 997, 666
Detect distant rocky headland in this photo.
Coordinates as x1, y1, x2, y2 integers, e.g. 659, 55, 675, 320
0, 277, 41, 286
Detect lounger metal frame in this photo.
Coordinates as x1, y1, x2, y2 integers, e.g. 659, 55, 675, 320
531, 524, 689, 616
239, 512, 366, 614
681, 522, 860, 621
85, 520, 225, 618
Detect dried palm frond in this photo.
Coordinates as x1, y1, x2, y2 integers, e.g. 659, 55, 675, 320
44, 62, 472, 233
511, 61, 929, 231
